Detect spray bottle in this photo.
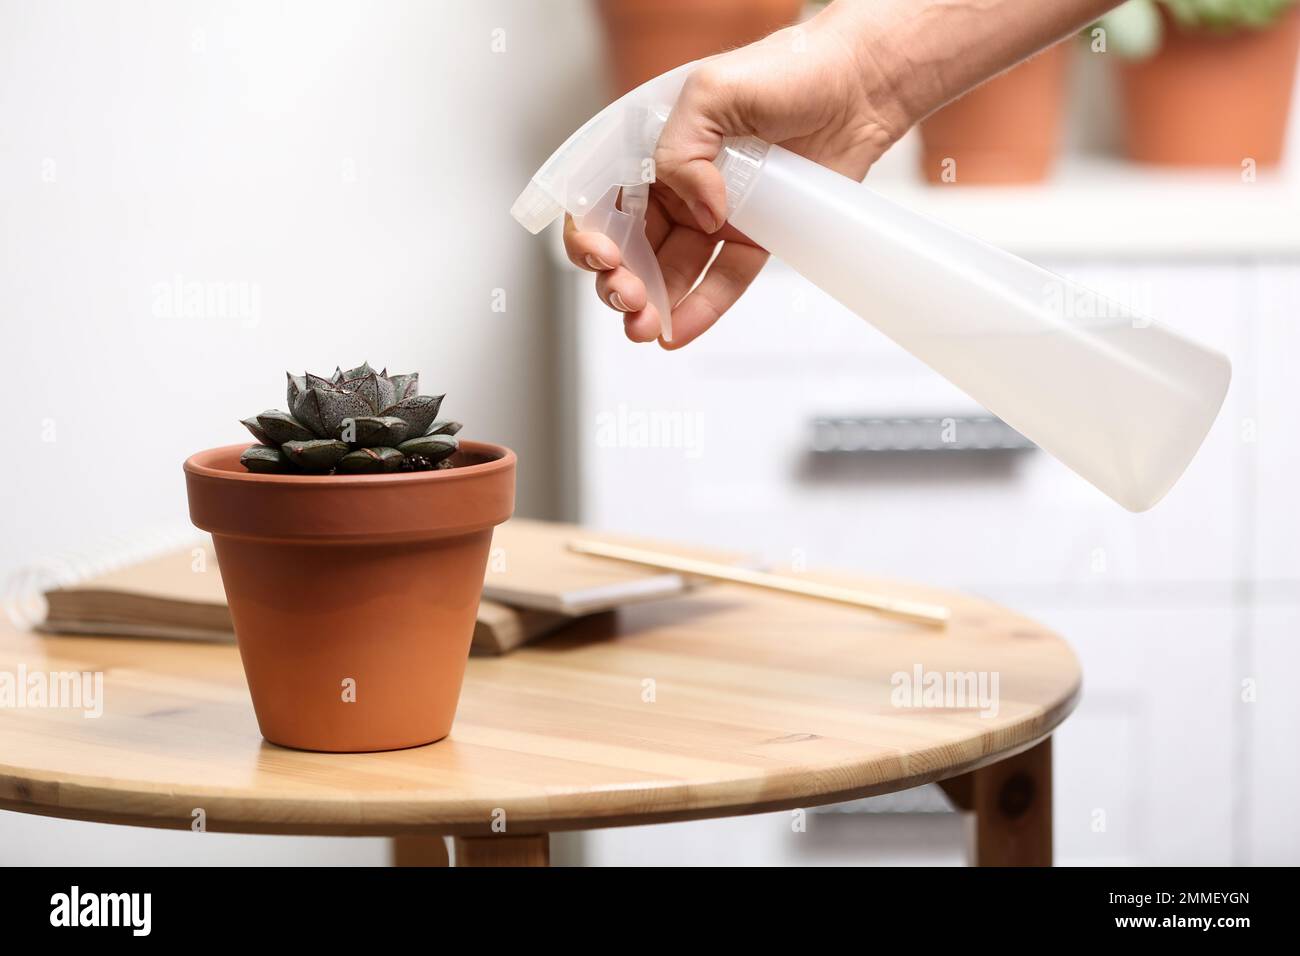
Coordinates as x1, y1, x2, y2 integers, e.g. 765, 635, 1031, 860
511, 63, 1231, 512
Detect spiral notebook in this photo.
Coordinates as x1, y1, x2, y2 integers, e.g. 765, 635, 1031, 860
38, 519, 720, 655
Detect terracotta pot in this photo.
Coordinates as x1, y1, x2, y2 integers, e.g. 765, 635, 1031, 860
918, 42, 1071, 185
597, 0, 805, 96
1118, 7, 1300, 168
184, 440, 515, 753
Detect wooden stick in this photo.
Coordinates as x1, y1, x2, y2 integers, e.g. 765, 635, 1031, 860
567, 539, 950, 628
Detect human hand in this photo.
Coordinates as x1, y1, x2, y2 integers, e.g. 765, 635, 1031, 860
563, 4, 912, 349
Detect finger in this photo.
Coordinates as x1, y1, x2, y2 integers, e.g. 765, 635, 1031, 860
653, 66, 736, 233
653, 225, 721, 307
613, 224, 716, 341
623, 304, 664, 344
595, 266, 647, 314
660, 241, 768, 350
562, 215, 621, 272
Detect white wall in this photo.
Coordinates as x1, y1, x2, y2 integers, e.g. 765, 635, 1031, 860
0, 0, 602, 864
1, 0, 605, 580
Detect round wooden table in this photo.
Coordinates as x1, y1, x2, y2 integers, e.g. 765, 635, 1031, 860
0, 572, 1080, 866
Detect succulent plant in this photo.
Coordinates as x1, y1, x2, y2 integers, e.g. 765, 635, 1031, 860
1096, 0, 1297, 60
1163, 0, 1297, 30
239, 362, 462, 474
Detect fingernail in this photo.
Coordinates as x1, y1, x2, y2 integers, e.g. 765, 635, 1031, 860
689, 201, 717, 233
585, 254, 612, 270
609, 291, 631, 312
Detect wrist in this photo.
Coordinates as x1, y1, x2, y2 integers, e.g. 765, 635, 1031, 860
812, 0, 944, 136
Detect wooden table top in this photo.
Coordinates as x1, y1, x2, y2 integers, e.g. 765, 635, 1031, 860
0, 574, 1080, 836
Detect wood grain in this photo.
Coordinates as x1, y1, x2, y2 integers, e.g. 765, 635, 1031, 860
0, 572, 1080, 837
392, 836, 450, 867
452, 834, 549, 867
944, 737, 1053, 866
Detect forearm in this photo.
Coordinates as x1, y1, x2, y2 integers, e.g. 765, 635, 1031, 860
816, 0, 1119, 130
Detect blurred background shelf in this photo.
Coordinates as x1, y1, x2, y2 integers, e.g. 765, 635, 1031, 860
868, 151, 1300, 257
548, 148, 1300, 263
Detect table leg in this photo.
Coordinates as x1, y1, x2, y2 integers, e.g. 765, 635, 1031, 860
392, 836, 450, 866
938, 736, 1052, 867
451, 833, 550, 867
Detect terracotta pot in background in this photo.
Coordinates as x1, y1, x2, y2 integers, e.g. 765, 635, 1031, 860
184, 441, 515, 753
919, 42, 1072, 185
597, 0, 805, 95
1118, 7, 1300, 168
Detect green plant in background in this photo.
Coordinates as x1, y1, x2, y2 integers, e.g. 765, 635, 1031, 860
1165, 0, 1298, 29
1097, 0, 1297, 58
239, 363, 462, 474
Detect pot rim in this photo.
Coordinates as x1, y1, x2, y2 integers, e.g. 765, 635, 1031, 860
184, 440, 516, 487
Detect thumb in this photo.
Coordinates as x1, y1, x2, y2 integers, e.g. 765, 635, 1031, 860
653, 66, 742, 234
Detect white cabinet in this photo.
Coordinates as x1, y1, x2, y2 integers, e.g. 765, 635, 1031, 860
563, 175, 1300, 864
1020, 603, 1238, 866
1248, 606, 1300, 864
1252, 264, 1300, 583
572, 260, 1252, 594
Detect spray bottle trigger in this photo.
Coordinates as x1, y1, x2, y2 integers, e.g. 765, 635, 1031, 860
575, 183, 673, 342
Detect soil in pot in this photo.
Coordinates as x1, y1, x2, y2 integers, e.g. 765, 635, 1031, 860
1118, 7, 1300, 168
184, 441, 515, 753
919, 41, 1072, 185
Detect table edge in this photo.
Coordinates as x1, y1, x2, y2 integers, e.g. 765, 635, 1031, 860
0, 674, 1080, 837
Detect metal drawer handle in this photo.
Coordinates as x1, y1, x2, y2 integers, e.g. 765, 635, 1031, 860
811, 416, 1034, 453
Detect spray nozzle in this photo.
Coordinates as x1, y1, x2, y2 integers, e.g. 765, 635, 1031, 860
510, 64, 704, 342
510, 181, 564, 236
513, 62, 772, 344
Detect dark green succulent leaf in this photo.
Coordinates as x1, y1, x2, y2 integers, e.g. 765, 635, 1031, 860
397, 433, 458, 463
338, 370, 385, 413
290, 388, 328, 437
281, 439, 350, 471
387, 372, 419, 401
255, 409, 315, 445
382, 394, 443, 435
347, 415, 410, 447
240, 444, 293, 473
240, 416, 273, 445
286, 373, 307, 410
336, 446, 404, 474
274, 367, 459, 470
375, 374, 396, 410
312, 387, 375, 439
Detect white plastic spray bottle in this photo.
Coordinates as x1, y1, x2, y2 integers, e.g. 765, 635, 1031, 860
512, 63, 1231, 512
